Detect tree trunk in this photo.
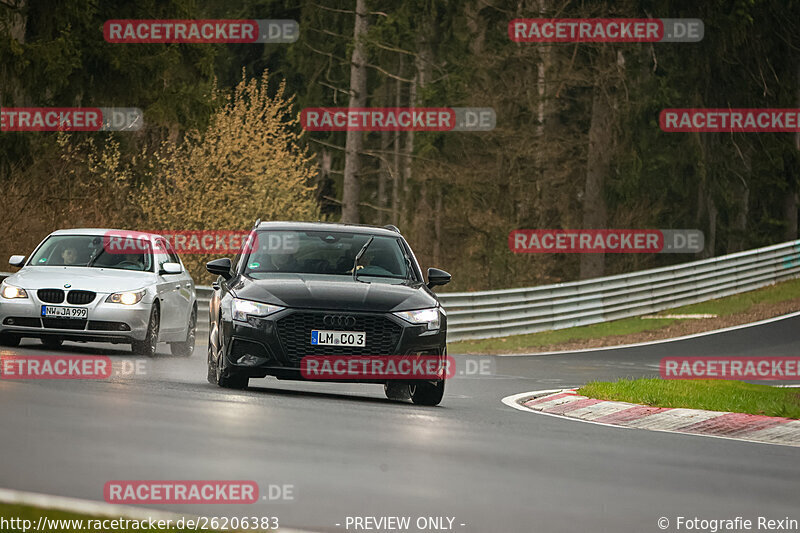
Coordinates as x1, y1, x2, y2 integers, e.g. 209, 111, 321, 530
378, 128, 389, 225
728, 150, 750, 252
391, 64, 402, 226
341, 0, 368, 223
433, 189, 442, 265
401, 75, 416, 231
787, 60, 800, 241
784, 192, 797, 241
579, 87, 613, 280
1, 0, 27, 106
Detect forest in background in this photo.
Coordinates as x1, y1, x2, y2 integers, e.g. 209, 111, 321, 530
1, 0, 799, 290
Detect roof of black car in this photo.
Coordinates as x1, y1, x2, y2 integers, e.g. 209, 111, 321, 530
255, 221, 402, 237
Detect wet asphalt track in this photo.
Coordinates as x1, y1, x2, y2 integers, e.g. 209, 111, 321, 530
1, 316, 799, 532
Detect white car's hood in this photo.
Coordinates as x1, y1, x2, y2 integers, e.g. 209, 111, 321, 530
6, 266, 156, 294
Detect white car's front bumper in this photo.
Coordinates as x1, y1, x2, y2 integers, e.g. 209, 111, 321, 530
0, 291, 152, 343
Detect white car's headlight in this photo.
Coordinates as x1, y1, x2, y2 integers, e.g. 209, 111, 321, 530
393, 307, 441, 330
106, 289, 146, 305
232, 299, 284, 322
1, 282, 28, 299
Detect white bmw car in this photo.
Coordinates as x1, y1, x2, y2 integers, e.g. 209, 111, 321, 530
0, 228, 197, 356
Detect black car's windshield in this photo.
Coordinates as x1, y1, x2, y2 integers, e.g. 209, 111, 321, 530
28, 235, 153, 272
243, 230, 413, 280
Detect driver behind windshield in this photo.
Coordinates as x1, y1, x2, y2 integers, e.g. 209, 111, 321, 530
61, 246, 79, 265
116, 253, 146, 270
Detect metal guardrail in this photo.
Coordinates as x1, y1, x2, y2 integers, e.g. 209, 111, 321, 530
437, 239, 800, 341
5, 239, 800, 342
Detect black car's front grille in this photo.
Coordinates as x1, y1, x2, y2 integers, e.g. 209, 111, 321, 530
42, 318, 87, 330
276, 311, 402, 363
67, 290, 95, 305
37, 289, 65, 303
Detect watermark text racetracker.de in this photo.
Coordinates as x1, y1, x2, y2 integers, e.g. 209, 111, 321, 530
0, 356, 147, 379
103, 480, 294, 505
301, 107, 495, 132
1, 515, 281, 532
509, 229, 704, 253
103, 229, 299, 256
104, 19, 298, 43
301, 355, 456, 380
660, 357, 800, 380
661, 109, 800, 132
509, 18, 703, 42
1, 107, 143, 132
104, 480, 258, 504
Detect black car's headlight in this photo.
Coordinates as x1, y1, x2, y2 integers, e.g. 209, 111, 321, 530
106, 289, 146, 305
232, 298, 284, 323
1, 282, 28, 299
393, 308, 441, 330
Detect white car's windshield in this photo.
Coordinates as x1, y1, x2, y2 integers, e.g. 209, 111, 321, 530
28, 235, 153, 272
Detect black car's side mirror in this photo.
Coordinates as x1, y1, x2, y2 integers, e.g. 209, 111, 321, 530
426, 268, 451, 289
207, 258, 233, 280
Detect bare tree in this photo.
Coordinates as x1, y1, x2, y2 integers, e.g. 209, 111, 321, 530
341, 0, 369, 223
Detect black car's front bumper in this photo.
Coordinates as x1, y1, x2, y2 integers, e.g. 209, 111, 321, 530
219, 308, 447, 382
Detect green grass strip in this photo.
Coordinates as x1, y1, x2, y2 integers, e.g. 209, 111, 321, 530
578, 378, 800, 419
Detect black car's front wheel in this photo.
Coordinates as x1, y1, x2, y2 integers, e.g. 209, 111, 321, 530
384, 382, 412, 401
410, 380, 445, 406
208, 334, 249, 389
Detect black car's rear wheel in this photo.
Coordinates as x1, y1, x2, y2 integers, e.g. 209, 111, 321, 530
410, 380, 445, 406
384, 382, 411, 401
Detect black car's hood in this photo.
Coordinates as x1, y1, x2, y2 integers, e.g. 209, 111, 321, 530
231, 274, 437, 312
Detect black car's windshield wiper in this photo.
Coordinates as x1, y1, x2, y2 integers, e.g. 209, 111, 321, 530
352, 236, 374, 283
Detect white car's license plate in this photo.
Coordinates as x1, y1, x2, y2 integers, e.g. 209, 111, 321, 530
41, 305, 88, 319
311, 330, 366, 347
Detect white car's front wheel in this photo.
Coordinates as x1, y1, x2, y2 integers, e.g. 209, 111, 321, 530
132, 305, 159, 357
0, 333, 20, 347
170, 307, 196, 357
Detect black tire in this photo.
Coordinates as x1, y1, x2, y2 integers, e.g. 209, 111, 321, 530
206, 341, 217, 384
132, 305, 159, 356
41, 337, 63, 349
209, 333, 248, 389
219, 369, 249, 389
384, 382, 411, 401
170, 307, 196, 357
410, 380, 445, 406
0, 333, 20, 347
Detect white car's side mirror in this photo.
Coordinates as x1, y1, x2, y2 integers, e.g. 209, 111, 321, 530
9, 255, 26, 268
160, 262, 182, 275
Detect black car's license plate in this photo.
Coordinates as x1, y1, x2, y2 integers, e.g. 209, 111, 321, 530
311, 330, 366, 347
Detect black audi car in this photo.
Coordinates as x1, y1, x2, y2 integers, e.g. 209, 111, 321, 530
205, 221, 451, 405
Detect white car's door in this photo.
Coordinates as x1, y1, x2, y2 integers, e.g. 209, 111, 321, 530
164, 241, 194, 328
153, 238, 184, 334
